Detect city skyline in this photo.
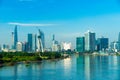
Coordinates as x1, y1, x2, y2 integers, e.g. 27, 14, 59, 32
1, 0, 120, 48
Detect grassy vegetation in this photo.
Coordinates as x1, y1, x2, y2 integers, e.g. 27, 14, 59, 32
0, 52, 62, 64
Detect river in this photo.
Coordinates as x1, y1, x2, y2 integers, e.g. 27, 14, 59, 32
0, 54, 120, 80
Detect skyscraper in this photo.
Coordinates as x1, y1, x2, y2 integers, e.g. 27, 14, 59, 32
85, 30, 96, 52
38, 29, 45, 52
52, 34, 55, 41
118, 32, 120, 42
76, 37, 85, 53
97, 37, 109, 51
14, 25, 18, 49
51, 34, 61, 52
110, 41, 120, 52
28, 34, 37, 52
16, 42, 23, 52
118, 32, 120, 51
28, 34, 32, 52
11, 32, 14, 49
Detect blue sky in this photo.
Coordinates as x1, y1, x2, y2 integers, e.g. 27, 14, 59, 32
0, 0, 120, 48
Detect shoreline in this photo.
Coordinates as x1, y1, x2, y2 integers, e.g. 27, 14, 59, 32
1, 53, 120, 67
0, 53, 70, 67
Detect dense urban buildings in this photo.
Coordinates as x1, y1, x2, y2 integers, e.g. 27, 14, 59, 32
76, 31, 109, 53
109, 32, 120, 52
76, 37, 85, 53
1, 25, 120, 53
110, 41, 120, 52
52, 35, 61, 52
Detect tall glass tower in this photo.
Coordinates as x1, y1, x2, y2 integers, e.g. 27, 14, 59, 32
118, 32, 120, 51
118, 32, 120, 42
97, 37, 109, 51
85, 30, 96, 52
28, 34, 37, 52
38, 29, 45, 52
14, 25, 18, 49
76, 37, 85, 53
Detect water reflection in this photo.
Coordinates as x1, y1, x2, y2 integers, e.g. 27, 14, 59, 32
63, 58, 72, 75
84, 56, 90, 80
76, 55, 120, 80
1, 55, 120, 80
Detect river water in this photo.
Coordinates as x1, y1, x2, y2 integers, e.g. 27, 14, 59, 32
0, 54, 120, 80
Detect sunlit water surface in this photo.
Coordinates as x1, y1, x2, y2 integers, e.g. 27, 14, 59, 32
0, 54, 120, 80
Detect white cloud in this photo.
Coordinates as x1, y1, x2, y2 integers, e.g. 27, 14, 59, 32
8, 22, 55, 27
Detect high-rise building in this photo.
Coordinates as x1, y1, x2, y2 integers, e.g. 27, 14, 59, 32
2, 44, 9, 52
11, 32, 14, 49
16, 42, 23, 52
52, 35, 61, 52
118, 32, 120, 42
28, 34, 32, 51
28, 34, 37, 52
22, 42, 29, 52
14, 25, 18, 49
110, 41, 120, 52
76, 37, 85, 53
85, 30, 96, 52
52, 41, 60, 52
2, 44, 9, 50
118, 32, 120, 51
97, 37, 109, 51
0, 45, 1, 52
38, 29, 45, 52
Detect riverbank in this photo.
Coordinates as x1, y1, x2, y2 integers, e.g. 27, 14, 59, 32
0, 52, 70, 67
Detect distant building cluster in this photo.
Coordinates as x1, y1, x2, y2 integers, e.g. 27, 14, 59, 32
0, 25, 72, 52
1, 25, 45, 53
109, 32, 120, 52
1, 26, 120, 53
76, 30, 120, 53
51, 34, 72, 52
76, 30, 96, 53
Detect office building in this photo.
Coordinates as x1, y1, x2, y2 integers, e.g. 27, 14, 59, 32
97, 37, 109, 51
118, 32, 120, 51
2, 44, 9, 52
110, 41, 120, 52
2, 44, 9, 50
76, 37, 85, 53
85, 30, 96, 52
22, 42, 29, 52
0, 45, 1, 52
14, 25, 18, 49
11, 32, 14, 49
52, 35, 61, 52
16, 42, 23, 52
38, 29, 45, 52
28, 34, 37, 52
118, 32, 120, 42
